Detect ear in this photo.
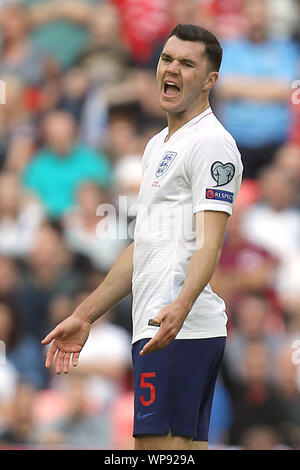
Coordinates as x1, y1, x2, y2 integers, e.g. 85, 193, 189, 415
203, 71, 219, 92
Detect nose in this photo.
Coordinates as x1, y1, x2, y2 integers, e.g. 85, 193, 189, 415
166, 59, 180, 74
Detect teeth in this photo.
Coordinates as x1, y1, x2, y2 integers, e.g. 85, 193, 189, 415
166, 81, 177, 86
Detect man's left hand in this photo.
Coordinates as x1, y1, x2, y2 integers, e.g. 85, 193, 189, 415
139, 300, 189, 355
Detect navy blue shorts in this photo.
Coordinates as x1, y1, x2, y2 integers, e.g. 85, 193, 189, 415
131, 337, 226, 441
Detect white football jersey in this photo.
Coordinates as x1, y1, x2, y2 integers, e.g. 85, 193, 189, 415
132, 107, 243, 343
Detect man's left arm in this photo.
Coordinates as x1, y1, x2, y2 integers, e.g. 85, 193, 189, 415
140, 210, 229, 355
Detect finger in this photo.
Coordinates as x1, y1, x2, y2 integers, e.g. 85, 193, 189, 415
72, 352, 80, 367
141, 320, 177, 355
140, 332, 169, 356
41, 325, 61, 345
41, 331, 55, 345
63, 352, 71, 374
140, 338, 156, 355
149, 309, 166, 326
55, 350, 65, 374
45, 342, 58, 368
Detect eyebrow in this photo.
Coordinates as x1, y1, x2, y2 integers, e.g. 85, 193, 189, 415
160, 52, 197, 67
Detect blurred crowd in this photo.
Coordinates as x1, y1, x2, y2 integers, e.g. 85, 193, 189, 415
0, 0, 299, 450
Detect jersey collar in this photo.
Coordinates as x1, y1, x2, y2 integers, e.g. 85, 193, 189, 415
164, 107, 213, 143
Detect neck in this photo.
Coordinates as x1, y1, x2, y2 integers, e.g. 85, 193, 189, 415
166, 100, 210, 141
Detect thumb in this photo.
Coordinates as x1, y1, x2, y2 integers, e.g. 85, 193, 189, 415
41, 332, 55, 345
41, 325, 61, 345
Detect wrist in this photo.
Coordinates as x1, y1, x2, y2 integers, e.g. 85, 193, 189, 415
173, 296, 193, 315
73, 304, 98, 324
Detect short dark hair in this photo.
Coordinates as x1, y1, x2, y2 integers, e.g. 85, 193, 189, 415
168, 24, 223, 72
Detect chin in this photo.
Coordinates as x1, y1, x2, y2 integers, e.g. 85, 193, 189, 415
159, 99, 182, 114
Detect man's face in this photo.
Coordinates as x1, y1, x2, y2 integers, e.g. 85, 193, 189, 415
156, 35, 214, 115
43, 113, 76, 156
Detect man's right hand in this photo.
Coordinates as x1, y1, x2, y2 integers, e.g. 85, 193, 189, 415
41, 314, 92, 374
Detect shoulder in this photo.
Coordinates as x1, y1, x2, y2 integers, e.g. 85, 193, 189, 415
24, 149, 51, 173
189, 114, 240, 156
185, 115, 243, 177
75, 144, 110, 164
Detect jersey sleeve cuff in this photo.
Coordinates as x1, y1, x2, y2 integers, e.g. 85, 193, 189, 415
192, 203, 233, 216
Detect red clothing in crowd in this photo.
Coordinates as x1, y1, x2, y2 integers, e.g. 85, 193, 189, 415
216, 239, 283, 332
289, 100, 300, 145
199, 0, 246, 39
111, 0, 171, 63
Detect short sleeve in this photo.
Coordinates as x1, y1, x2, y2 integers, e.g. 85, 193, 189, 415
185, 133, 243, 216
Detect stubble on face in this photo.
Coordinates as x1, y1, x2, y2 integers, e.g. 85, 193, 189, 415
156, 36, 210, 119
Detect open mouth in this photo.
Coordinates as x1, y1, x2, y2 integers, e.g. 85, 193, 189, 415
163, 80, 181, 98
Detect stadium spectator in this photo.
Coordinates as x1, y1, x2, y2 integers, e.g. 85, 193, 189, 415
0, 360, 18, 429
0, 382, 38, 445
0, 300, 46, 389
267, 0, 300, 38
75, 3, 131, 86
0, 75, 36, 171
240, 425, 282, 450
26, 0, 94, 70
275, 143, 300, 183
0, 0, 298, 450
275, 344, 300, 448
210, 206, 278, 314
226, 340, 288, 446
111, 0, 170, 64
16, 222, 84, 340
22, 110, 112, 218
73, 3, 132, 149
197, 0, 246, 41
242, 165, 300, 295
114, 154, 143, 209
0, 171, 44, 257
217, 0, 299, 178
57, 67, 89, 124
0, 3, 50, 87
197, 0, 299, 41
147, 0, 200, 70
0, 256, 20, 300
104, 111, 143, 163
224, 294, 286, 385
288, 98, 300, 146
63, 181, 128, 271
37, 375, 112, 448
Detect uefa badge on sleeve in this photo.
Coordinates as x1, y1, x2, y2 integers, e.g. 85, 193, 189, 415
211, 161, 235, 187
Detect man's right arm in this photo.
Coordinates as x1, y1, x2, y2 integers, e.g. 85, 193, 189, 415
74, 241, 134, 324
41, 242, 134, 373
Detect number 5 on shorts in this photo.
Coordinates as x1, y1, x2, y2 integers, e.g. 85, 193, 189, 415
140, 372, 156, 406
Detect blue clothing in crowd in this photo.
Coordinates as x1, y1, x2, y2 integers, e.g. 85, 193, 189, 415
7, 334, 46, 389
219, 38, 299, 147
23, 143, 112, 218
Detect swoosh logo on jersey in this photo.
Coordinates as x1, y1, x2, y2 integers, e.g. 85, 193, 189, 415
137, 411, 158, 420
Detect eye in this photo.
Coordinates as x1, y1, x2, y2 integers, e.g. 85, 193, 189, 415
161, 56, 171, 63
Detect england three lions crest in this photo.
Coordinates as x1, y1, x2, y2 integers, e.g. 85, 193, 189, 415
155, 151, 177, 178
